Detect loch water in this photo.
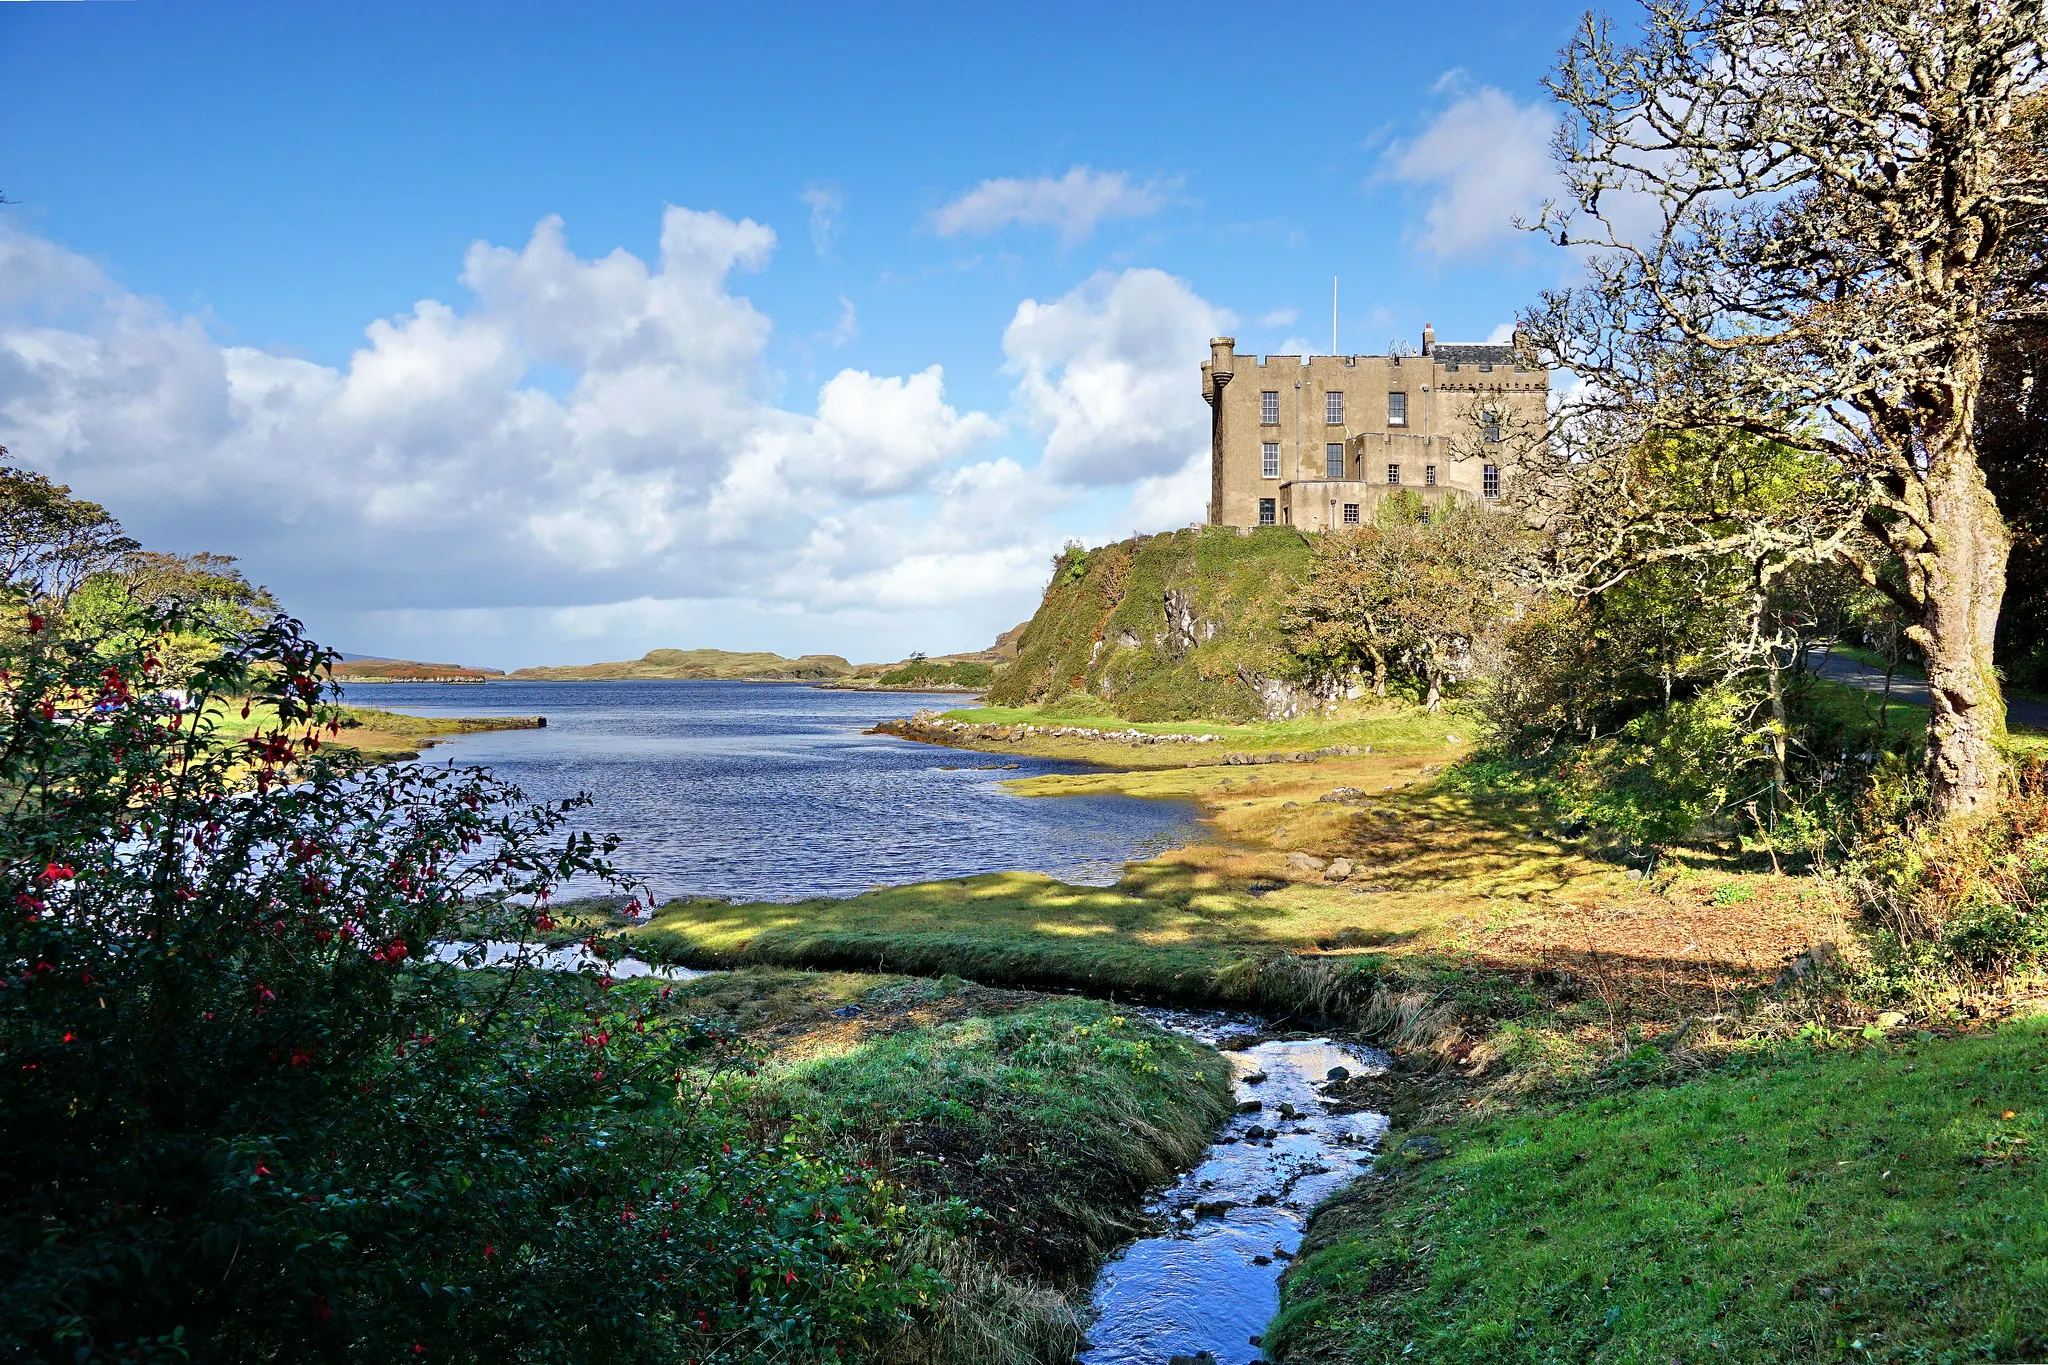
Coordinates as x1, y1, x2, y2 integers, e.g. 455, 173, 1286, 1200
339, 680, 1203, 902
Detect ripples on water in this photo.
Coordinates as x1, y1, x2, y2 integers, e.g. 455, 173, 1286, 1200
339, 680, 1202, 902
1080, 1009, 1390, 1365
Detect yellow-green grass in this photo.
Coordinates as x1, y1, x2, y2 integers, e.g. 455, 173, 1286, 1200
629, 969, 1233, 1283
203, 699, 541, 761
925, 697, 1473, 770
625, 744, 1647, 1017
1270, 1017, 2048, 1365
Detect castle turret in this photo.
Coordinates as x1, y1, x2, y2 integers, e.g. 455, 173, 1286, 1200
1204, 336, 1237, 404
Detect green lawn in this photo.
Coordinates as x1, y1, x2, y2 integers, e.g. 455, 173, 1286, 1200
1271, 1018, 2048, 1365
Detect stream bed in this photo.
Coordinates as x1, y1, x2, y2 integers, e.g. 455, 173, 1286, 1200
429, 947, 1388, 1363
1079, 1009, 1391, 1365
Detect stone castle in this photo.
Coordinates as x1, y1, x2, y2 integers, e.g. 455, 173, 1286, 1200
1201, 326, 1550, 531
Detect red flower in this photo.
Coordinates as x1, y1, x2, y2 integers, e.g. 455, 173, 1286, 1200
26, 613, 44, 634
40, 863, 74, 883
61, 1032, 75, 1043
290, 1050, 312, 1067
256, 1164, 272, 1176
482, 1243, 497, 1260
313, 1295, 331, 1324
783, 1271, 797, 1285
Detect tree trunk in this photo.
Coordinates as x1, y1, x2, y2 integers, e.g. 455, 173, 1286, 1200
1911, 426, 2011, 823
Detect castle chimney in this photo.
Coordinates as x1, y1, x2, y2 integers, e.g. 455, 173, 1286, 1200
1421, 323, 1435, 356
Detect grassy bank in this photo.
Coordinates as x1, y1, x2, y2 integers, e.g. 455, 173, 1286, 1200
207, 699, 544, 761
628, 968, 1233, 1361
1271, 1018, 2048, 1364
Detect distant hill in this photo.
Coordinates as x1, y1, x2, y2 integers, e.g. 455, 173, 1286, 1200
331, 658, 505, 683
507, 648, 856, 682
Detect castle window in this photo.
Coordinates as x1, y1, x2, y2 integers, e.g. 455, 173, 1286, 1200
1261, 391, 1280, 424
1387, 464, 1402, 486
1483, 415, 1502, 443
1324, 391, 1344, 424
1388, 392, 1407, 426
1262, 442, 1280, 478
1258, 497, 1277, 526
1325, 443, 1344, 479
1425, 463, 1438, 486
1483, 464, 1502, 499
1342, 503, 1360, 525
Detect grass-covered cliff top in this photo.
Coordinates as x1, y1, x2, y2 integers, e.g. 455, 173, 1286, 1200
987, 525, 1312, 721
508, 647, 858, 681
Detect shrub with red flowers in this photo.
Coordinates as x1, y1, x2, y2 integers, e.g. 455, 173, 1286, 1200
0, 605, 937, 1362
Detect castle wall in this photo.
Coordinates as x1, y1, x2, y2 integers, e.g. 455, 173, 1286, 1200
1201, 333, 1548, 530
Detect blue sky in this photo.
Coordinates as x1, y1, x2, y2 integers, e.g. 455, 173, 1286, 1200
0, 0, 1594, 668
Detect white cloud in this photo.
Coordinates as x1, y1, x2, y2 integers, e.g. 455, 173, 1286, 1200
827, 294, 858, 346
1486, 321, 1517, 343
1002, 268, 1233, 487
1258, 308, 1299, 328
0, 210, 1039, 663
1382, 74, 1558, 261
800, 182, 842, 256
931, 167, 1174, 246
1120, 451, 1210, 532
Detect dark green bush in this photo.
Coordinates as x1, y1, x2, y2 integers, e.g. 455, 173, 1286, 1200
0, 606, 935, 1362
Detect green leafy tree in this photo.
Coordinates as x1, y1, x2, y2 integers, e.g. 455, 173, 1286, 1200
1518, 0, 2048, 821
0, 460, 138, 609
1283, 498, 1524, 712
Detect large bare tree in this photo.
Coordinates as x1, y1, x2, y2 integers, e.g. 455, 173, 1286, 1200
1515, 0, 2048, 821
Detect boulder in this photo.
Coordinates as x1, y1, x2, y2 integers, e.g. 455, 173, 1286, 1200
1317, 787, 1367, 803
1326, 857, 1355, 882
1286, 852, 1328, 874
1326, 1065, 1351, 1082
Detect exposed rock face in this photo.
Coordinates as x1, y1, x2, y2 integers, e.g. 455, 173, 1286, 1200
1242, 670, 1336, 721
1163, 588, 1214, 657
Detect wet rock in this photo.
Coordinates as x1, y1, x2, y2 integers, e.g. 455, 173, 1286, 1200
1192, 1200, 1236, 1219
1243, 1125, 1268, 1140
1325, 857, 1355, 882
1168, 1353, 1219, 1365
1397, 1134, 1449, 1162
1244, 1070, 1270, 1085
1276, 1102, 1302, 1120
1286, 852, 1328, 874
1252, 1254, 1273, 1266
1326, 1065, 1351, 1082
1237, 1099, 1264, 1114
1253, 1192, 1277, 1206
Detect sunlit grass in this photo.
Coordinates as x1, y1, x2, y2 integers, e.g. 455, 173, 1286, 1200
1272, 1017, 2048, 1364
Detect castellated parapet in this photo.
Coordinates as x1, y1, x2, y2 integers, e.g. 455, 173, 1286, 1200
1201, 326, 1550, 532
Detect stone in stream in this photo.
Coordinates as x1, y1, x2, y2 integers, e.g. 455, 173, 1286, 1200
1169, 1353, 1220, 1365
1192, 1200, 1236, 1219
1326, 1065, 1352, 1082
1237, 1099, 1263, 1113
1244, 1070, 1270, 1085
1276, 1101, 1301, 1120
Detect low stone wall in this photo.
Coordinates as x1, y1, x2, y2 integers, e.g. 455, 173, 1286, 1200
872, 710, 1363, 763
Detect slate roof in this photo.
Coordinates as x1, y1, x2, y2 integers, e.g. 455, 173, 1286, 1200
1431, 343, 1520, 367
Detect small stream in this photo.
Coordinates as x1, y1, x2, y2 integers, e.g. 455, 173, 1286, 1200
1079, 1009, 1390, 1365
432, 946, 1388, 1364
